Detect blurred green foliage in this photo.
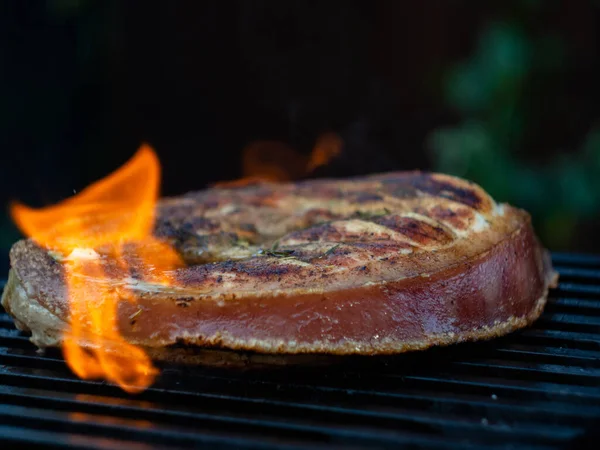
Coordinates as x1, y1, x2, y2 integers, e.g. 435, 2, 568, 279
429, 20, 600, 249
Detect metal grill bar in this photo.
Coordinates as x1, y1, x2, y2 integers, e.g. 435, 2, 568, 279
0, 254, 599, 449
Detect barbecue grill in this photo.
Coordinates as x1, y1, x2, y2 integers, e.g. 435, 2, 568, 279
1, 253, 599, 449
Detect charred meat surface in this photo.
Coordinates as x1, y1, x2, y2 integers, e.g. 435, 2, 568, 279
2, 171, 558, 361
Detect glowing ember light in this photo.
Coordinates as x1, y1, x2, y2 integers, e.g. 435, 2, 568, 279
10, 145, 183, 393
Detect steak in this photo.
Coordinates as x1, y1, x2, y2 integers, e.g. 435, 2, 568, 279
1, 172, 558, 365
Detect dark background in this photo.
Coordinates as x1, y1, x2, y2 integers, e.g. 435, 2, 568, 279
2, 0, 600, 274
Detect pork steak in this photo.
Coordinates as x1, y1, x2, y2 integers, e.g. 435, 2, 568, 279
1, 172, 558, 365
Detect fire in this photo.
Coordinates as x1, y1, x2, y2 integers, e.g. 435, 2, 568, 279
306, 133, 343, 172
10, 145, 182, 393
215, 133, 342, 187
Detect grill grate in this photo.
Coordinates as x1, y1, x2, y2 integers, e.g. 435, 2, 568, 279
1, 254, 599, 449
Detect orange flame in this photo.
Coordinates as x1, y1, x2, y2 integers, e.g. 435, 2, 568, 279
306, 133, 343, 172
10, 145, 182, 393
215, 133, 342, 187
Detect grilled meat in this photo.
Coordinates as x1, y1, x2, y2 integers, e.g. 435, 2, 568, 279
2, 172, 558, 364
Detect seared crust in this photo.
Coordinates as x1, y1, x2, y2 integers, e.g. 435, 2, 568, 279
2, 171, 558, 361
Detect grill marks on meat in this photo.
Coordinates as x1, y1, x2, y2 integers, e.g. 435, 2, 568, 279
155, 171, 497, 275
373, 216, 454, 247
147, 172, 518, 297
